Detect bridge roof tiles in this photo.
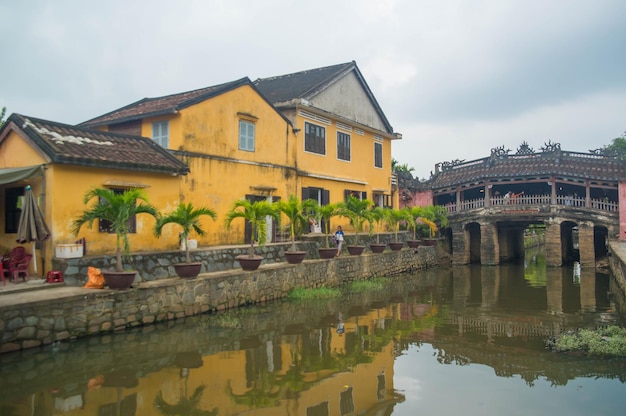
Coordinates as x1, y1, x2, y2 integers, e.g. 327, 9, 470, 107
430, 151, 626, 190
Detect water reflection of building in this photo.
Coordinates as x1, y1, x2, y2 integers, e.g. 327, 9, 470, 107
18, 306, 402, 416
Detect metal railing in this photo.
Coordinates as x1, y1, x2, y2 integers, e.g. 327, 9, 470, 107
445, 193, 618, 213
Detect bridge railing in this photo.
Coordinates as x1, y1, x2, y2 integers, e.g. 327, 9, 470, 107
445, 193, 619, 213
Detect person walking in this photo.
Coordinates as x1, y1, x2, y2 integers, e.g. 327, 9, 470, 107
334, 225, 345, 257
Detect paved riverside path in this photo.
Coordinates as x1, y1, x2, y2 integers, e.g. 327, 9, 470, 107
0, 279, 96, 307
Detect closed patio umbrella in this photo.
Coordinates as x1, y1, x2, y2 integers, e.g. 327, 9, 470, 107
16, 185, 50, 276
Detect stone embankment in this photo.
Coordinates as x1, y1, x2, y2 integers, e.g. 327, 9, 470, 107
0, 235, 440, 354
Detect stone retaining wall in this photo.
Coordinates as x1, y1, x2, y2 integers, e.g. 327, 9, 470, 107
52, 232, 414, 286
607, 241, 626, 319
1, 243, 439, 353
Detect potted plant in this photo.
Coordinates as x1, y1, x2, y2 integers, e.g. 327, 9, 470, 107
385, 208, 409, 251
277, 195, 317, 264
314, 202, 342, 259
224, 199, 280, 271
418, 205, 448, 246
405, 206, 424, 248
338, 195, 372, 256
154, 202, 217, 278
71, 188, 158, 290
367, 206, 387, 253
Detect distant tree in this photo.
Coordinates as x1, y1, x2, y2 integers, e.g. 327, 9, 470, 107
0, 106, 6, 128
592, 132, 626, 158
392, 158, 415, 173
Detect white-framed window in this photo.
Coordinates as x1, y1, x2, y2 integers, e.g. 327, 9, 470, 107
337, 131, 351, 161
152, 121, 169, 148
305, 122, 326, 155
239, 120, 255, 151
374, 141, 383, 168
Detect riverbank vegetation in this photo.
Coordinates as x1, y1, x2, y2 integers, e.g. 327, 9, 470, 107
546, 326, 626, 356
288, 277, 390, 300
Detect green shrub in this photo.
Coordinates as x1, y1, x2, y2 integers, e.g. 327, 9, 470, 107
548, 326, 626, 356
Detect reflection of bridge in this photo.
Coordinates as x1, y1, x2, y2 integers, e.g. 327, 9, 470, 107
405, 143, 626, 267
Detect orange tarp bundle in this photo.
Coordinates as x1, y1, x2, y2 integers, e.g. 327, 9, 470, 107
83, 266, 104, 289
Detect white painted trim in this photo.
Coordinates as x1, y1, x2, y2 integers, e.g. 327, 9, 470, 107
300, 171, 367, 185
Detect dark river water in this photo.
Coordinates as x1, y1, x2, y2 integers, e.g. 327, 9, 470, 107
1, 250, 625, 416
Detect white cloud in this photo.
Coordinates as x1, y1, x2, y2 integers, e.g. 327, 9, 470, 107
1, 0, 625, 175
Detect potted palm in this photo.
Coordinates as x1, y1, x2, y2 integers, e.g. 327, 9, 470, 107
418, 205, 448, 246
405, 206, 424, 248
338, 195, 372, 256
224, 199, 280, 271
314, 202, 342, 259
71, 188, 158, 290
367, 206, 387, 253
277, 195, 317, 264
385, 208, 409, 251
154, 202, 217, 278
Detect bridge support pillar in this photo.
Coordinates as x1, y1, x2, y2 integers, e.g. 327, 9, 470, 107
481, 222, 499, 265
451, 224, 470, 265
578, 222, 595, 268
545, 221, 562, 267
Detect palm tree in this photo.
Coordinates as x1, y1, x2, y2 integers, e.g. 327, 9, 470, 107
338, 196, 372, 246
368, 206, 387, 244
314, 202, 342, 249
72, 188, 157, 272
154, 202, 217, 264
416, 205, 449, 238
277, 195, 317, 252
385, 208, 410, 243
405, 206, 424, 240
224, 199, 280, 258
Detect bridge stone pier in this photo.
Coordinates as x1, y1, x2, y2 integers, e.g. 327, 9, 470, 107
450, 208, 617, 267
404, 143, 625, 268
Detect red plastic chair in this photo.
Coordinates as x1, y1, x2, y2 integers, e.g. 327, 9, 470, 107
2, 247, 31, 282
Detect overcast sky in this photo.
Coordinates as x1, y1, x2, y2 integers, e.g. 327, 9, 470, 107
2, 0, 625, 179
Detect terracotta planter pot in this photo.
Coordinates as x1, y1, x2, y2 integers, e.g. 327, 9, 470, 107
347, 245, 365, 256
406, 240, 422, 248
422, 239, 437, 246
236, 255, 263, 271
285, 251, 306, 264
318, 247, 338, 259
370, 244, 386, 253
388, 242, 404, 251
102, 270, 137, 290
173, 262, 202, 278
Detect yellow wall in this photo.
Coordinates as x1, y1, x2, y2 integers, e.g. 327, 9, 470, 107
0, 127, 184, 273
136, 84, 297, 247
47, 165, 182, 254
294, 110, 397, 232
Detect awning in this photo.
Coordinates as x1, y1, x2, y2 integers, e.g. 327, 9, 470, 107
0, 165, 44, 185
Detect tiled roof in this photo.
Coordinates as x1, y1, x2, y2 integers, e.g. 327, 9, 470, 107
3, 113, 190, 175
80, 78, 250, 127
254, 61, 394, 133
430, 151, 626, 190
254, 62, 355, 104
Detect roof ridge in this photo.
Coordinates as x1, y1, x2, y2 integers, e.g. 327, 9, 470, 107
255, 61, 354, 83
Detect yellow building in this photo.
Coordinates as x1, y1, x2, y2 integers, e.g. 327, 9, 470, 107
0, 113, 189, 277
255, 61, 401, 215
81, 77, 298, 247
0, 61, 401, 276
84, 61, 401, 240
